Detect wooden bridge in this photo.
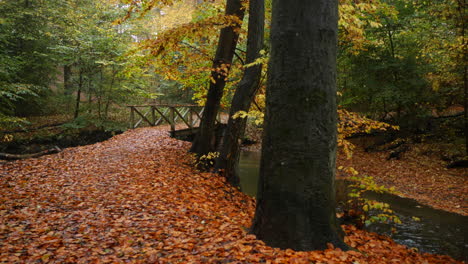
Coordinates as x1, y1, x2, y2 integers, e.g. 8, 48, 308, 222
127, 104, 224, 138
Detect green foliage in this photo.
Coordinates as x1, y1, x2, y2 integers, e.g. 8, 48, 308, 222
61, 115, 126, 132
346, 174, 402, 226
0, 0, 58, 119
61, 116, 92, 130
337, 0, 464, 133
0, 0, 171, 127
0, 114, 29, 131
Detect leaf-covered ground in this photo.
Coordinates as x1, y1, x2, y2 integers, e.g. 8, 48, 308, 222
337, 146, 467, 216
0, 127, 463, 263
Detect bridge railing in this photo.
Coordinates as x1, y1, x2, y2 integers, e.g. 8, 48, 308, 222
127, 104, 205, 131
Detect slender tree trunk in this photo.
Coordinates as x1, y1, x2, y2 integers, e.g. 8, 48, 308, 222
97, 68, 103, 120
74, 69, 83, 119
458, 0, 468, 155
64, 65, 72, 95
463, 59, 467, 155
87, 78, 92, 114
104, 69, 116, 120
190, 0, 245, 156
464, 63, 467, 155
251, 0, 348, 251
215, 0, 265, 187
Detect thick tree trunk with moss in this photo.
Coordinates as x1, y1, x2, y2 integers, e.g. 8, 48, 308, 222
215, 0, 264, 186
190, 0, 245, 156
251, 0, 348, 251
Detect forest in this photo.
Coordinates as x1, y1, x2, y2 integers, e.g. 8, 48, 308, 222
0, 0, 467, 263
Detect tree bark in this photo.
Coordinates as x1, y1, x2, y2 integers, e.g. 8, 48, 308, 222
0, 146, 61, 161
251, 0, 348, 251
215, 0, 265, 187
458, 0, 468, 155
64, 65, 72, 95
190, 0, 245, 156
74, 69, 83, 119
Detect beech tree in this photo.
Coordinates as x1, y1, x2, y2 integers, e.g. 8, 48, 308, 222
190, 0, 245, 156
251, 0, 348, 250
215, 0, 265, 186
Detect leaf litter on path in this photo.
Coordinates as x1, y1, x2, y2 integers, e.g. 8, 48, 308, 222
0, 127, 463, 263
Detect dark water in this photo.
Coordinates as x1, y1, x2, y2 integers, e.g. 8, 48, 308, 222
239, 151, 468, 261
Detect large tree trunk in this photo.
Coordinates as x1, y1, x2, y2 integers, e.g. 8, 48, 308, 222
215, 0, 265, 187
251, 0, 348, 251
190, 0, 245, 156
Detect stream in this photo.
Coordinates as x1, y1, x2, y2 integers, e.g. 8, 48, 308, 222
239, 151, 467, 261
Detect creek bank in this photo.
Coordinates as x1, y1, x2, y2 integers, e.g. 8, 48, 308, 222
0, 127, 122, 159
239, 151, 468, 261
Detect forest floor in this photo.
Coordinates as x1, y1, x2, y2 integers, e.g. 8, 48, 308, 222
0, 127, 463, 263
243, 124, 467, 216
337, 145, 467, 216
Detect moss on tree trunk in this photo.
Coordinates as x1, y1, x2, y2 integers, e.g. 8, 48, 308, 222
251, 0, 348, 251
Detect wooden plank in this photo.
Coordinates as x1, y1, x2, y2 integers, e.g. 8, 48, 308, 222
133, 107, 153, 127
151, 106, 156, 125
134, 107, 151, 127
181, 108, 190, 120
173, 107, 181, 122
154, 108, 169, 125
173, 107, 191, 128
188, 108, 193, 128
154, 104, 198, 107
154, 107, 172, 125
193, 107, 204, 126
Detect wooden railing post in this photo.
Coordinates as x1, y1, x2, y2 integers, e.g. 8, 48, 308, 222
188, 107, 193, 129
151, 106, 156, 126
169, 107, 175, 132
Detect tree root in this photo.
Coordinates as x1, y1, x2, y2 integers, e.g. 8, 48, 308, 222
0, 146, 62, 161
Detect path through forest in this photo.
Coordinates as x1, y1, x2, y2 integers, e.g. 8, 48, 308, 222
0, 127, 463, 263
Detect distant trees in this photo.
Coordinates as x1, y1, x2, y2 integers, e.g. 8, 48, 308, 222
53, 0, 154, 120
0, 0, 159, 128
336, 0, 467, 155
0, 0, 56, 124
251, 0, 348, 250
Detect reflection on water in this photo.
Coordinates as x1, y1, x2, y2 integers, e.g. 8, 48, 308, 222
238, 151, 262, 196
239, 151, 468, 261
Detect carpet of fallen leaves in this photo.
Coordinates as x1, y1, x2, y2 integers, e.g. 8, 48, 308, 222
0, 127, 463, 263
337, 146, 467, 216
